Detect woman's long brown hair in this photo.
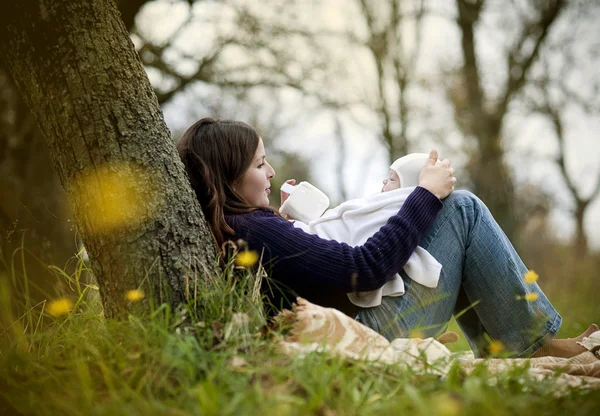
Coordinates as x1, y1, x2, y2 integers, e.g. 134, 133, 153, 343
176, 117, 271, 248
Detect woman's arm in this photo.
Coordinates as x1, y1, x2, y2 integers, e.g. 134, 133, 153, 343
232, 186, 442, 293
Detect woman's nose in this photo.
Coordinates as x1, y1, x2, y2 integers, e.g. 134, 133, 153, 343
267, 163, 275, 178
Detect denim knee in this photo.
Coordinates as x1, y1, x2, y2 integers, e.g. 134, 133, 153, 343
441, 190, 479, 209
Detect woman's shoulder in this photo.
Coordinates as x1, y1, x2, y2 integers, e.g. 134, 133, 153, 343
225, 208, 296, 245
225, 208, 284, 227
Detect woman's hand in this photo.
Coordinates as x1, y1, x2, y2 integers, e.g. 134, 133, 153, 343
281, 179, 296, 205
418, 149, 456, 200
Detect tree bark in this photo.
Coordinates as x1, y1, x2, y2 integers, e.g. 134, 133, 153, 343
0, 0, 219, 318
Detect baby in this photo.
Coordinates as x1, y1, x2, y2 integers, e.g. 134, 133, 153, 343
283, 153, 443, 308
382, 152, 432, 191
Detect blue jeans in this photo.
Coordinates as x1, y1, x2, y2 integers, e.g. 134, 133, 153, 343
357, 190, 561, 358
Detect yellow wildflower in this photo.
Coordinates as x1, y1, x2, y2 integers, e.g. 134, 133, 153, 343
488, 340, 505, 354
409, 330, 425, 339
434, 394, 462, 416
524, 293, 539, 302
524, 270, 539, 284
125, 289, 145, 302
47, 298, 73, 317
236, 250, 259, 268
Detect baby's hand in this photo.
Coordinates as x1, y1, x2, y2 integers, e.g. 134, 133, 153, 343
281, 179, 296, 205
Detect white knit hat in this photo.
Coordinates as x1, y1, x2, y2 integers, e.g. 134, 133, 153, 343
389, 153, 431, 188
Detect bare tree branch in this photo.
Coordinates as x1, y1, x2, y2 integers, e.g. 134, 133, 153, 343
133, 3, 353, 110
358, 0, 395, 159
525, 55, 598, 254
497, 0, 565, 117
390, 0, 425, 158
545, 98, 580, 201
334, 115, 348, 201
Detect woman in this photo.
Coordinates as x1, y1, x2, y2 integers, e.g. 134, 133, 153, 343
177, 117, 594, 358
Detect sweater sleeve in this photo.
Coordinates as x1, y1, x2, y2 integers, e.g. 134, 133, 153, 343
228, 186, 443, 294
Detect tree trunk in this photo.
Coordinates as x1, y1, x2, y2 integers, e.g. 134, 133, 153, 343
574, 201, 588, 255
465, 128, 519, 244
456, 0, 519, 244
1, 68, 76, 302
0, 0, 219, 318
456, 0, 566, 246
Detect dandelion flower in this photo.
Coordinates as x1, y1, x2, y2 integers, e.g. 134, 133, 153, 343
47, 298, 73, 317
125, 289, 145, 302
434, 394, 462, 416
489, 340, 505, 354
236, 250, 259, 268
409, 330, 425, 339
524, 270, 539, 284
524, 293, 539, 302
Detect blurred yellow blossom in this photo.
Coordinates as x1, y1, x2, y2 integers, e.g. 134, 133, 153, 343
409, 330, 425, 339
236, 250, 259, 268
47, 298, 73, 317
489, 340, 505, 354
524, 293, 539, 302
524, 270, 539, 284
434, 394, 462, 416
73, 163, 161, 233
125, 289, 145, 302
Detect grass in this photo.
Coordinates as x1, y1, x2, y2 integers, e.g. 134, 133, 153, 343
1, 245, 600, 415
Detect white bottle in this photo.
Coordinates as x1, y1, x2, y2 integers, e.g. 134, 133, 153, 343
279, 181, 330, 224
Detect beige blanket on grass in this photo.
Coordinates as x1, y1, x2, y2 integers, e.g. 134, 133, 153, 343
276, 298, 600, 392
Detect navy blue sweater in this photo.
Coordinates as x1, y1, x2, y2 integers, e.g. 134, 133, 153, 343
225, 186, 443, 316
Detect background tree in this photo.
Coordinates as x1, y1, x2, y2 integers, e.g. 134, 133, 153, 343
356, 0, 426, 162
524, 50, 600, 255
451, 0, 566, 242
0, 0, 218, 317
0, 68, 73, 288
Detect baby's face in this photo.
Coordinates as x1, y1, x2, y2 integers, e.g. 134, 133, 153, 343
381, 170, 401, 192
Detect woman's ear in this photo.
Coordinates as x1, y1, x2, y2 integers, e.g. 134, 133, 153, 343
230, 180, 244, 199
230, 179, 239, 194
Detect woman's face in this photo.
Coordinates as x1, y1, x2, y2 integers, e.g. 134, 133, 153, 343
381, 170, 401, 192
235, 138, 276, 207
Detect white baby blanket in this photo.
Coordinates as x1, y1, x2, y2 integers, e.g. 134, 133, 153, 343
292, 187, 442, 307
